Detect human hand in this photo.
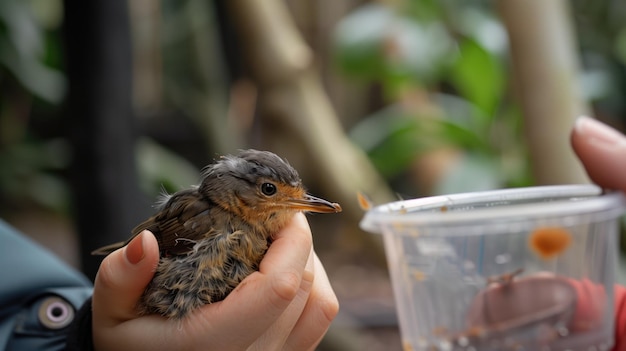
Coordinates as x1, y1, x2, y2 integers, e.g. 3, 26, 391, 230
571, 116, 626, 351
91, 213, 338, 351
571, 116, 626, 192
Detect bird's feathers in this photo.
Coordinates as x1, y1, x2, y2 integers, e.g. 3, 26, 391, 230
132, 188, 215, 256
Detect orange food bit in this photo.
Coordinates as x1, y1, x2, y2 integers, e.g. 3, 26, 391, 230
528, 227, 572, 259
463, 325, 486, 338
402, 340, 414, 351
412, 269, 426, 281
357, 192, 373, 211
399, 205, 408, 214
431, 326, 448, 337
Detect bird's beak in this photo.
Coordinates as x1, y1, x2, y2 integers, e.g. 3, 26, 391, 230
286, 194, 342, 213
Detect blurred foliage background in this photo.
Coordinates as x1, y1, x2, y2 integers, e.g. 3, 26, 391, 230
1, 0, 626, 349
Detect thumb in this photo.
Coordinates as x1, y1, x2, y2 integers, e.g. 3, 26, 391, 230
571, 116, 626, 193
92, 230, 160, 324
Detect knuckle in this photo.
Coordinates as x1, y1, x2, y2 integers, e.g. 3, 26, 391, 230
269, 271, 301, 305
95, 258, 118, 290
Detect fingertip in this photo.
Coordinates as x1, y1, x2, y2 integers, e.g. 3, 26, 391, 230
570, 116, 597, 158
124, 231, 146, 264
118, 230, 159, 274
266, 214, 313, 265
570, 116, 626, 192
570, 117, 583, 148
276, 213, 311, 237
573, 116, 626, 146
263, 214, 313, 271
137, 230, 160, 265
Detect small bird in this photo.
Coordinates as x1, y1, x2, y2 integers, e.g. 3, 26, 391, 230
92, 149, 342, 319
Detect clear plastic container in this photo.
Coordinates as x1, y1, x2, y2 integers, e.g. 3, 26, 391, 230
360, 185, 626, 351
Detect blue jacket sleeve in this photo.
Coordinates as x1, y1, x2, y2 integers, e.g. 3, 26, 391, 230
0, 219, 93, 351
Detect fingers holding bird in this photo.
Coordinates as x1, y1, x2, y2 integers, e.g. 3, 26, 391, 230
163, 213, 317, 350
284, 252, 339, 351
91, 213, 336, 351
246, 213, 337, 351
92, 230, 165, 351
197, 213, 313, 343
247, 244, 316, 351
93, 230, 160, 325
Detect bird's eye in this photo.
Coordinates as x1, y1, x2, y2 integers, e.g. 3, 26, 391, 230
261, 182, 277, 196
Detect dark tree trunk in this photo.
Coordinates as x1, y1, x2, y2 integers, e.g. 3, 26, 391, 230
62, 0, 147, 279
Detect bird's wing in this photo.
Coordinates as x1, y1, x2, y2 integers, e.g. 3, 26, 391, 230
91, 241, 127, 255
132, 189, 215, 256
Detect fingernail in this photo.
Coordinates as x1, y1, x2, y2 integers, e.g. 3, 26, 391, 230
575, 116, 626, 146
125, 231, 146, 265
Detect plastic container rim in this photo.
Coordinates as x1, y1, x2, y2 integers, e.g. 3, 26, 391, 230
360, 184, 626, 234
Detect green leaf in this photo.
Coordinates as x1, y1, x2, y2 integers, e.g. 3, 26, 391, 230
349, 102, 492, 177
386, 19, 455, 84
332, 3, 394, 80
349, 105, 437, 177
333, 3, 455, 86
0, 0, 43, 58
449, 38, 504, 119
349, 105, 409, 152
452, 7, 508, 56
0, 0, 66, 103
435, 118, 492, 153
404, 0, 444, 22
366, 122, 432, 177
614, 26, 626, 66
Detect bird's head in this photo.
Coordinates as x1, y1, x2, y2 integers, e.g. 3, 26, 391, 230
199, 149, 341, 235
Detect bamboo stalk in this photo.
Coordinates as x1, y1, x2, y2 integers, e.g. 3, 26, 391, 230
498, 0, 591, 185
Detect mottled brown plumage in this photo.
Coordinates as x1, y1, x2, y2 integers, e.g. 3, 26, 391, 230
92, 149, 341, 319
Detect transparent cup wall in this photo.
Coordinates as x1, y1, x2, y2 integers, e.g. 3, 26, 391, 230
362, 186, 626, 351
382, 218, 617, 350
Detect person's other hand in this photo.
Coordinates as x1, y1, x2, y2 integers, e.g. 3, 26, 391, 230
571, 116, 626, 351
571, 116, 626, 192
91, 213, 338, 351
